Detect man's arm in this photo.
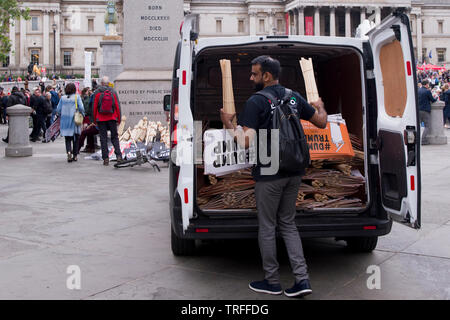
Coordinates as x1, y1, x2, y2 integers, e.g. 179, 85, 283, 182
220, 109, 256, 149
428, 90, 437, 103
308, 98, 327, 129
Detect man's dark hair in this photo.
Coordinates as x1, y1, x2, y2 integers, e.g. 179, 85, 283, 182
421, 80, 429, 86
251, 55, 281, 80
65, 83, 76, 96
11, 86, 19, 93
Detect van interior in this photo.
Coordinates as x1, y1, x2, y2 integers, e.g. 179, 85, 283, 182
192, 42, 368, 216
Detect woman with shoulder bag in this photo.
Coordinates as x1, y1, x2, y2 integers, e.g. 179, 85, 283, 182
56, 83, 85, 162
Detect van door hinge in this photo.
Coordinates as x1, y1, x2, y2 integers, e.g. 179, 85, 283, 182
391, 25, 401, 41
366, 70, 375, 79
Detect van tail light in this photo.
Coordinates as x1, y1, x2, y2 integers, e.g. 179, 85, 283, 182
363, 226, 377, 230
184, 188, 189, 204
196, 229, 209, 233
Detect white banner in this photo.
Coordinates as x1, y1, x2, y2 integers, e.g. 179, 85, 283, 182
84, 51, 92, 88
203, 129, 256, 176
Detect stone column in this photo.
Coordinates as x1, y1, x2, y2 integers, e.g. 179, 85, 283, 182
54, 11, 61, 67
292, 10, 297, 35
416, 14, 422, 63
9, 19, 16, 67
314, 6, 320, 36
249, 11, 257, 36
297, 6, 304, 35
330, 6, 336, 37
345, 7, 351, 37
43, 11, 50, 66
5, 105, 33, 157
375, 7, 381, 25
428, 101, 448, 145
360, 7, 366, 23
20, 16, 27, 67
268, 10, 275, 35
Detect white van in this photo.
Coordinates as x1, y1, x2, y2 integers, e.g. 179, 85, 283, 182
164, 10, 421, 256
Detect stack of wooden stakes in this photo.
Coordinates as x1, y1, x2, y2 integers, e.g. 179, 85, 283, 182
118, 116, 170, 147
197, 134, 366, 211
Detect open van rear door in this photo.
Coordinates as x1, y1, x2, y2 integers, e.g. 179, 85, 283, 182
368, 11, 421, 229
177, 15, 197, 232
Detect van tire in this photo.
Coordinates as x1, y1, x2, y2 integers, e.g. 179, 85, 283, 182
171, 226, 196, 256
345, 236, 378, 252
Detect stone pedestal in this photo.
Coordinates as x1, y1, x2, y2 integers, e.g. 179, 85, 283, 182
114, 0, 183, 128
428, 101, 448, 145
100, 39, 124, 82
5, 105, 33, 157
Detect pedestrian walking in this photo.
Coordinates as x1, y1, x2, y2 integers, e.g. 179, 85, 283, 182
29, 87, 47, 142
92, 76, 123, 166
418, 80, 437, 145
442, 83, 450, 128
219, 56, 328, 298
0, 87, 9, 125
56, 83, 85, 162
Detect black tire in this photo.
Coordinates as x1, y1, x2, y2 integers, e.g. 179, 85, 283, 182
114, 159, 137, 168
171, 225, 196, 256
346, 236, 378, 252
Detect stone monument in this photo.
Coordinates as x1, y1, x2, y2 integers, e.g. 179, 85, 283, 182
100, 0, 123, 82
114, 0, 184, 127
428, 100, 448, 145
5, 105, 33, 157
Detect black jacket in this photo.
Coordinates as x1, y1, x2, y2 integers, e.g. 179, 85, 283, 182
418, 87, 436, 112
7, 91, 27, 108
30, 94, 46, 115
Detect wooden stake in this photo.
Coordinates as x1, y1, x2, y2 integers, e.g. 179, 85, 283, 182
299, 58, 319, 106
220, 59, 237, 127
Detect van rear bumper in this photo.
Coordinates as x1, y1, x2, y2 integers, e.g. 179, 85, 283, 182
172, 209, 393, 240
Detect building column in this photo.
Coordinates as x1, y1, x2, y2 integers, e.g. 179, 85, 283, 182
43, 11, 50, 66
297, 6, 304, 35
19, 16, 27, 67
292, 10, 297, 35
314, 6, 320, 36
268, 10, 275, 35
375, 7, 381, 25
330, 6, 336, 37
249, 10, 257, 36
416, 13, 422, 63
345, 7, 351, 37
360, 7, 366, 23
54, 11, 61, 67
9, 19, 16, 67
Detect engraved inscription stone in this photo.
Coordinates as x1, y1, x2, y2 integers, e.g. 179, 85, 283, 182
115, 0, 183, 127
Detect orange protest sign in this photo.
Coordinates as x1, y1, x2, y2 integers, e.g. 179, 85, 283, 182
301, 120, 355, 160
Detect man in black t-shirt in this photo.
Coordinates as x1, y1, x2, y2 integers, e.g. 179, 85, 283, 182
220, 55, 327, 298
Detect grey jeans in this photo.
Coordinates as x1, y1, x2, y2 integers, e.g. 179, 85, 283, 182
254, 176, 309, 285
420, 110, 431, 144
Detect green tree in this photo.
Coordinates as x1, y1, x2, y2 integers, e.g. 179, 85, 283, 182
0, 0, 29, 64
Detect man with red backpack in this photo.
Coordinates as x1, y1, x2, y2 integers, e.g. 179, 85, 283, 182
93, 76, 123, 166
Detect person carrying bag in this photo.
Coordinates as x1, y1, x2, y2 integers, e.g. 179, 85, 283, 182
56, 83, 85, 162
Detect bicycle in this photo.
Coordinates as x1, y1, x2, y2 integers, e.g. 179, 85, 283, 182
113, 138, 169, 171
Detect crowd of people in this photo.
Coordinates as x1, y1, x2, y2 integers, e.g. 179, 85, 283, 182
0, 76, 124, 165
417, 69, 450, 132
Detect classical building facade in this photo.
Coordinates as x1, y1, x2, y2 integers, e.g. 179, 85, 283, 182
2, 0, 448, 75
185, 0, 450, 67
2, 0, 124, 75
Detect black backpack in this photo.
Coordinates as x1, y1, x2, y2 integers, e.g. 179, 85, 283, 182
256, 88, 310, 173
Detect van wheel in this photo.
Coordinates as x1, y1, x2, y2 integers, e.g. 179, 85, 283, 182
171, 226, 196, 256
346, 236, 378, 252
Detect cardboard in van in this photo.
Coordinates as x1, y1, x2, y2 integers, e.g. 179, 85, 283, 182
301, 114, 355, 160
